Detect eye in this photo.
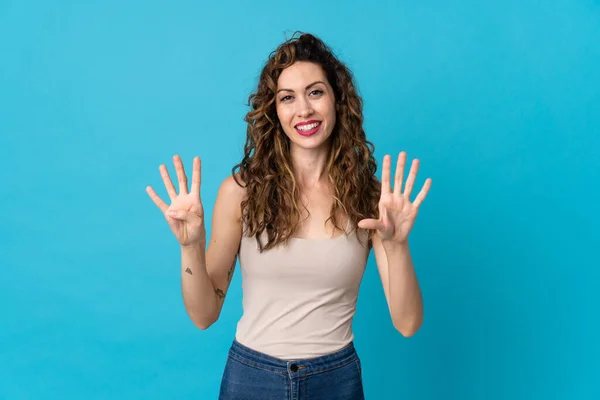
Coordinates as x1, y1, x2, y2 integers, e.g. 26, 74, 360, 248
310, 89, 324, 96
280, 95, 293, 102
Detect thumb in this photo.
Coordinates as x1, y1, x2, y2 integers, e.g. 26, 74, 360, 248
167, 209, 188, 220
358, 218, 382, 231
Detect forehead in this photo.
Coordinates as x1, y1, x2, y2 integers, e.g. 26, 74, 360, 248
277, 61, 328, 88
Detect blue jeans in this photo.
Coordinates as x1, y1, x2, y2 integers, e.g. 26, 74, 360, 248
219, 339, 365, 399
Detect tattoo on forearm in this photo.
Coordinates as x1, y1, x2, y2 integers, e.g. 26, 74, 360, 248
215, 288, 225, 300
185, 267, 193, 275
227, 257, 236, 282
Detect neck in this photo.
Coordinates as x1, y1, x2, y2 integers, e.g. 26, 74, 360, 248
289, 142, 330, 190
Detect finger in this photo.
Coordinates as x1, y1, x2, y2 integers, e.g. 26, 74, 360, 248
413, 178, 432, 208
393, 151, 407, 197
173, 154, 189, 195
146, 186, 169, 213
190, 156, 202, 198
381, 155, 392, 194
357, 218, 384, 231
403, 158, 420, 199
168, 208, 204, 220
159, 165, 178, 201
167, 209, 188, 220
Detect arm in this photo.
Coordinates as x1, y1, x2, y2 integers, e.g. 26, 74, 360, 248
358, 151, 431, 337
180, 175, 245, 329
372, 233, 423, 337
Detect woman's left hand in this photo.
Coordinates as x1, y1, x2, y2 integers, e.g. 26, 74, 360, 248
358, 152, 432, 244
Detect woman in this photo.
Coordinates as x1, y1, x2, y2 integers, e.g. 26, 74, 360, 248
146, 32, 432, 399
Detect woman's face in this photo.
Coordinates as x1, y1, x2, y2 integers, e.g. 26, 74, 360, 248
275, 61, 337, 151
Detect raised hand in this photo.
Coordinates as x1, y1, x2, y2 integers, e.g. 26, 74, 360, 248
146, 155, 206, 247
358, 152, 432, 244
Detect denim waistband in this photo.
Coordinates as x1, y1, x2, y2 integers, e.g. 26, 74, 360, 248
228, 339, 358, 377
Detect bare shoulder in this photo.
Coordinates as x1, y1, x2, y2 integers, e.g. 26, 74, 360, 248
220, 173, 247, 198
214, 173, 247, 220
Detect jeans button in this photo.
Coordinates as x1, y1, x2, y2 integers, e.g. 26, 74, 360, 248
290, 364, 299, 372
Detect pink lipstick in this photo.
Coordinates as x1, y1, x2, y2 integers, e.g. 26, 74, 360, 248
295, 120, 322, 137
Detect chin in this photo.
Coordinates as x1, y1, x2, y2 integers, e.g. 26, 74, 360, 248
293, 136, 332, 151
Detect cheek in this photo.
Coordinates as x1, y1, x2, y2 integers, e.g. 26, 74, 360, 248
276, 105, 293, 124
276, 106, 294, 137
314, 101, 335, 121
326, 101, 337, 126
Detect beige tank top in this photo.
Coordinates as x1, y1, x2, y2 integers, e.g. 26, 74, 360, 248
234, 220, 370, 360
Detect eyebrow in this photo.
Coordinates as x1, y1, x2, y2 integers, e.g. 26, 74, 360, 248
277, 81, 326, 94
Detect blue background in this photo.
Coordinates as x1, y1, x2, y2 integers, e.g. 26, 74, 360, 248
1, 0, 598, 398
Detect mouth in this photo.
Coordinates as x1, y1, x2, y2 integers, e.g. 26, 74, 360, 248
294, 121, 322, 136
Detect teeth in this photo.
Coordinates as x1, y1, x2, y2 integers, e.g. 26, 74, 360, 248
297, 122, 320, 131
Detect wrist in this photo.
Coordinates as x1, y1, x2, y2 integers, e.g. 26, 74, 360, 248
382, 238, 409, 252
181, 241, 206, 252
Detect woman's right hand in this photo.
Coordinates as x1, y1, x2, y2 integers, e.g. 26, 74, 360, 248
146, 155, 206, 247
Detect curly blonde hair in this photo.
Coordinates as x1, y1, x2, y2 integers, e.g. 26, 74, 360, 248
232, 32, 380, 251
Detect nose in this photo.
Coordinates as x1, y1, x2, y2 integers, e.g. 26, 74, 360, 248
296, 97, 314, 118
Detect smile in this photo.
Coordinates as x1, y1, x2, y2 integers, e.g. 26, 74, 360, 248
295, 121, 322, 136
